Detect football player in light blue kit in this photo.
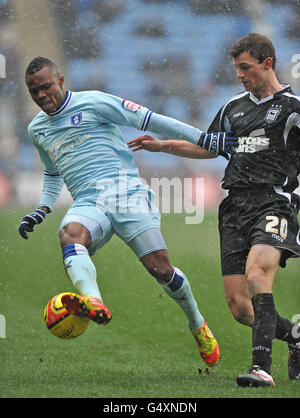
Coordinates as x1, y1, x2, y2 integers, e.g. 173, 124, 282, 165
19, 57, 238, 367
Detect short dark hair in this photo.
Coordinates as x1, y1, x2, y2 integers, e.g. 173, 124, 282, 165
230, 33, 277, 69
25, 56, 60, 75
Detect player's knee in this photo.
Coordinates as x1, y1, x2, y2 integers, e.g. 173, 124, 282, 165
59, 222, 92, 248
141, 250, 173, 283
245, 269, 265, 297
143, 262, 173, 283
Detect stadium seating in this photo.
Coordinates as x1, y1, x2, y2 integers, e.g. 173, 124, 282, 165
0, 0, 299, 181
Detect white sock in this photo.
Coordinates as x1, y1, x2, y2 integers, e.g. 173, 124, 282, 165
62, 244, 101, 300
161, 267, 204, 332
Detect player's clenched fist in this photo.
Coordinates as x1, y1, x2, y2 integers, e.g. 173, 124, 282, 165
18, 209, 47, 239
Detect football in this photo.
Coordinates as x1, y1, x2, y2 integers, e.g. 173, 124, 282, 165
44, 292, 90, 339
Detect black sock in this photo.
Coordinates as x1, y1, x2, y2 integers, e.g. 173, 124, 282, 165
251, 293, 277, 374
275, 312, 300, 346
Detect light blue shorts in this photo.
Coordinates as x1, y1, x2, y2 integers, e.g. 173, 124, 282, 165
59, 188, 167, 258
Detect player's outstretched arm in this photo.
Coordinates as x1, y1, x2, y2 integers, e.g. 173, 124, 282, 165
129, 132, 238, 160
18, 206, 49, 239
128, 135, 217, 159
144, 112, 238, 158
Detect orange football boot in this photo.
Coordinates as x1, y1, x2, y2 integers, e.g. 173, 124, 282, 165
191, 322, 220, 367
61, 293, 112, 325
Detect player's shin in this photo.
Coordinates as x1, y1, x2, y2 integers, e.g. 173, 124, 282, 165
161, 267, 204, 331
62, 243, 102, 300
162, 267, 219, 366
251, 293, 277, 374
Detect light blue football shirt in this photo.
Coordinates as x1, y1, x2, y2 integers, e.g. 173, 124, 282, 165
28, 90, 203, 210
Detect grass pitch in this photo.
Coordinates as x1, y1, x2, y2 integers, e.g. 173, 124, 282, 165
0, 209, 299, 399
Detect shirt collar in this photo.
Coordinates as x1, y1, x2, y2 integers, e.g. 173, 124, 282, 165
48, 90, 72, 116
249, 84, 291, 105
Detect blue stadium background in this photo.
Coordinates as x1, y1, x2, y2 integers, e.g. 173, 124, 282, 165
0, 0, 299, 210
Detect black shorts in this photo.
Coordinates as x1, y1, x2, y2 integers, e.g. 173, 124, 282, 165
218, 188, 300, 276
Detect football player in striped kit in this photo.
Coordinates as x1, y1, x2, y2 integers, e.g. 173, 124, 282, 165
18, 57, 237, 367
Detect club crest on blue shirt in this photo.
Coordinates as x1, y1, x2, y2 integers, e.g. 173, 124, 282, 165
70, 112, 82, 126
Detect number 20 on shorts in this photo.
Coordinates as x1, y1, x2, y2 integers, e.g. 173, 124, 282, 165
265, 215, 288, 240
